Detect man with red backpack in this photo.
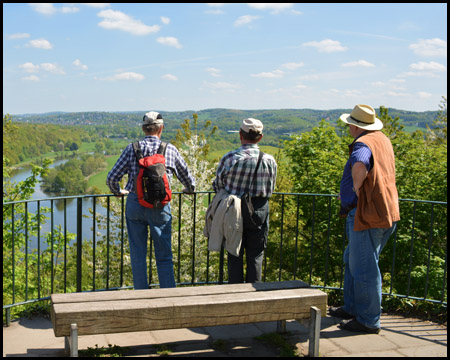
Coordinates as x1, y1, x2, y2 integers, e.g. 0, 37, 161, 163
107, 111, 195, 289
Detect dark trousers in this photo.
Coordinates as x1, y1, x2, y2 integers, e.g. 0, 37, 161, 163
228, 197, 269, 283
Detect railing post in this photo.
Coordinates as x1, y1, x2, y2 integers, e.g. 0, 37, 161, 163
76, 197, 82, 292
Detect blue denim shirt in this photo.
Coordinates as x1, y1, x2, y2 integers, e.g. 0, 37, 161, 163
340, 133, 373, 210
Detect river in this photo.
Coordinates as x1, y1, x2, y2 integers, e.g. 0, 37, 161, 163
7, 160, 113, 250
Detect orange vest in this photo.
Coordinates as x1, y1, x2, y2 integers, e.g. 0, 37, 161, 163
352, 131, 400, 231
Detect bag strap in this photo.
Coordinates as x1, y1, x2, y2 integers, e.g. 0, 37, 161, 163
157, 142, 168, 156
132, 141, 142, 160
133, 141, 168, 161
247, 150, 264, 192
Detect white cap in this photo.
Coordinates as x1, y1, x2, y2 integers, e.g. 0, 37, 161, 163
240, 118, 263, 134
143, 111, 164, 125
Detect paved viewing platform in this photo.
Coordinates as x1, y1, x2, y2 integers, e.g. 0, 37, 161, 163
3, 311, 447, 357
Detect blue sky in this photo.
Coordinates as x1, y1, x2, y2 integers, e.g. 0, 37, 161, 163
3, 3, 447, 114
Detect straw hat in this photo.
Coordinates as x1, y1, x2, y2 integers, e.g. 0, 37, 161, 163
339, 104, 383, 130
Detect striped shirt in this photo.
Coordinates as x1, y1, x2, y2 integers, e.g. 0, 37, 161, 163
106, 135, 195, 195
340, 132, 373, 210
213, 144, 277, 198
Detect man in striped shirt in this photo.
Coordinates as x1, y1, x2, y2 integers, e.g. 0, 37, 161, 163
213, 118, 277, 283
107, 111, 195, 289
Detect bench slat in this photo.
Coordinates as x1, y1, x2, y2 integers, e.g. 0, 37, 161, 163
51, 280, 310, 304
52, 287, 326, 337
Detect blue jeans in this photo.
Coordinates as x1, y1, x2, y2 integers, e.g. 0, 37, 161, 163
343, 208, 397, 329
126, 192, 176, 289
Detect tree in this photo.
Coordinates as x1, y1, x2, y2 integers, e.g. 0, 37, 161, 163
171, 114, 220, 284
427, 96, 447, 145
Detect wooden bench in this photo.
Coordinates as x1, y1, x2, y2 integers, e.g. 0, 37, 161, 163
51, 280, 327, 357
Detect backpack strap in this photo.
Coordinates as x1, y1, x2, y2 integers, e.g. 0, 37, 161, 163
133, 141, 168, 160
132, 141, 143, 160
157, 142, 168, 156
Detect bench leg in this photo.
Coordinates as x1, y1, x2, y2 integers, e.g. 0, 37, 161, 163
65, 323, 78, 357
308, 306, 321, 357
276, 320, 286, 333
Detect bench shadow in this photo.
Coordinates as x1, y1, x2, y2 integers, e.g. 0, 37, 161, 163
12, 316, 53, 330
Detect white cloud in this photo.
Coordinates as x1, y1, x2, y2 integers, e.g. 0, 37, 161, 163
162, 74, 178, 81
400, 61, 447, 78
371, 81, 385, 87
204, 81, 240, 91
299, 74, 320, 81
22, 75, 40, 81
205, 9, 224, 15
234, 15, 260, 27
6, 33, 30, 40
281, 62, 304, 70
72, 59, 88, 70
157, 36, 182, 48
27, 38, 53, 50
161, 16, 170, 25
387, 91, 408, 97
40, 63, 66, 75
19, 61, 65, 75
247, 3, 294, 14
205, 3, 225, 15
342, 60, 375, 68
328, 88, 361, 97
417, 91, 432, 98
409, 38, 447, 57
99, 72, 145, 81
29, 3, 57, 15
29, 3, 80, 15
83, 4, 111, 9
410, 61, 446, 72
251, 69, 284, 78
61, 6, 80, 14
206, 67, 222, 77
97, 9, 160, 35
303, 39, 347, 53
19, 62, 40, 73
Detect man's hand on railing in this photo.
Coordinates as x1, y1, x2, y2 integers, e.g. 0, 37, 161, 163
114, 189, 129, 197
182, 186, 195, 195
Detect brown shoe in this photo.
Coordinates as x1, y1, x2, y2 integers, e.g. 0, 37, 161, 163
339, 318, 380, 334
328, 306, 355, 319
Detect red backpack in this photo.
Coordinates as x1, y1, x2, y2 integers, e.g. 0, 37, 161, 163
132, 141, 172, 209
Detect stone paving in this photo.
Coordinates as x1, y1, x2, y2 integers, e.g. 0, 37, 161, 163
3, 312, 447, 357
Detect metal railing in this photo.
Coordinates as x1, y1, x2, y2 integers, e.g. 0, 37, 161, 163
3, 192, 447, 324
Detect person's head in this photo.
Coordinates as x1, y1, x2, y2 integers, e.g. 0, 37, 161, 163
339, 104, 383, 137
142, 111, 164, 136
239, 118, 263, 144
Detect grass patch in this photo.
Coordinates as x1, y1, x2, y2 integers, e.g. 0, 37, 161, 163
153, 343, 173, 356
79, 344, 130, 357
255, 332, 299, 357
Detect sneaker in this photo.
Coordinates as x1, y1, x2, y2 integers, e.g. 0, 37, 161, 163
328, 306, 355, 319
338, 318, 381, 334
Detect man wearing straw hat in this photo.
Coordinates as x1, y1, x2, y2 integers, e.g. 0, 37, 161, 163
329, 104, 400, 334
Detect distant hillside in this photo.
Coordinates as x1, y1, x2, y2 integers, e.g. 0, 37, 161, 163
11, 108, 438, 149
12, 107, 438, 130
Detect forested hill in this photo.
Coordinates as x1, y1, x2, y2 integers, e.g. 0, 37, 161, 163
12, 107, 438, 134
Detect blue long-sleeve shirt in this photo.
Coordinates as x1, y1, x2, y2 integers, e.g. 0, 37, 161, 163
340, 133, 373, 210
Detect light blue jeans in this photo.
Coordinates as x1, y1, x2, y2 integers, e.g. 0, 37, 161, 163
126, 192, 176, 289
343, 208, 397, 329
